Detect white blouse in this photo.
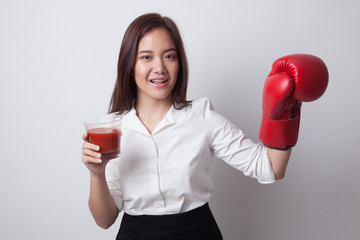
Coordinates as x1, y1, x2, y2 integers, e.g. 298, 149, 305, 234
105, 97, 275, 216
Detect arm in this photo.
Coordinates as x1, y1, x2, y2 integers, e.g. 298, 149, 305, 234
82, 132, 119, 229
266, 147, 291, 180
88, 173, 119, 229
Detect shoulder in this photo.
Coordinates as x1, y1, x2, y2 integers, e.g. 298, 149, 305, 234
190, 97, 217, 119
190, 97, 214, 111
180, 97, 219, 123
100, 111, 126, 122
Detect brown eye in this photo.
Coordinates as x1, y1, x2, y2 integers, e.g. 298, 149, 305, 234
141, 56, 152, 60
165, 54, 176, 60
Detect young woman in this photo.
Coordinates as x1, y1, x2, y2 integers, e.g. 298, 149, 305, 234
81, 12, 328, 240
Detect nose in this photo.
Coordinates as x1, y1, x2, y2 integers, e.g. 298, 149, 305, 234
153, 58, 167, 74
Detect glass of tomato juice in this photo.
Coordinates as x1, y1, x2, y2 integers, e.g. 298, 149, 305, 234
83, 117, 122, 159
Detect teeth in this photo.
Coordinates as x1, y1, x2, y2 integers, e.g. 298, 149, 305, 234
152, 79, 167, 83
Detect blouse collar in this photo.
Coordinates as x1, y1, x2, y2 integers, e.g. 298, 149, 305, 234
122, 103, 188, 136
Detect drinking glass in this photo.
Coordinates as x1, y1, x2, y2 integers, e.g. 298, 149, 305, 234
83, 117, 122, 159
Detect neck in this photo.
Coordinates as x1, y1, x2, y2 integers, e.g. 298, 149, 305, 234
135, 95, 173, 133
136, 95, 173, 115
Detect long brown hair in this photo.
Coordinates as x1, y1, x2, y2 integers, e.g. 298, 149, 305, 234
108, 13, 189, 114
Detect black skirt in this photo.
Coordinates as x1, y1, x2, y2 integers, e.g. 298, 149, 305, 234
116, 203, 223, 240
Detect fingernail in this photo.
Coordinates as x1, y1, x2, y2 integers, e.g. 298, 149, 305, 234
95, 146, 100, 151
97, 153, 101, 158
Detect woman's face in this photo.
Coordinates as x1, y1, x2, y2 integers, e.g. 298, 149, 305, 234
134, 28, 179, 104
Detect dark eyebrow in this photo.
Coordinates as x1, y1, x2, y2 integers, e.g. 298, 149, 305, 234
164, 48, 177, 53
138, 50, 153, 55
137, 48, 177, 55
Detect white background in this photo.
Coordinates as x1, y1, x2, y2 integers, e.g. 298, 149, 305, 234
1, 0, 359, 239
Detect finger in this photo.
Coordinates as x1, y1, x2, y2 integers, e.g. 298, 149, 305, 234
82, 131, 89, 141
82, 141, 100, 151
83, 148, 101, 159
82, 155, 102, 164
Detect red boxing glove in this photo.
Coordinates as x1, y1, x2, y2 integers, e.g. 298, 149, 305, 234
259, 54, 329, 150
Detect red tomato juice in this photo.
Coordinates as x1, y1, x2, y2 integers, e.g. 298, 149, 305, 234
87, 127, 121, 153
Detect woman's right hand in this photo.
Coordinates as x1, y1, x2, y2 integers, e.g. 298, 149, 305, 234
81, 132, 110, 176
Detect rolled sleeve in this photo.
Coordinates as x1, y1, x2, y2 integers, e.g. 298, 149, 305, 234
105, 159, 124, 211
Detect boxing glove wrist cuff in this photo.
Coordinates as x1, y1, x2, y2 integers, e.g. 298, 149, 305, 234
259, 114, 300, 150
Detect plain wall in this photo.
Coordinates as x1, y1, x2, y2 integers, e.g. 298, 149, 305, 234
1, 0, 359, 239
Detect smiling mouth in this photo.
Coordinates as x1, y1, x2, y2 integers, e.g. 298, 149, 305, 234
150, 79, 168, 84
